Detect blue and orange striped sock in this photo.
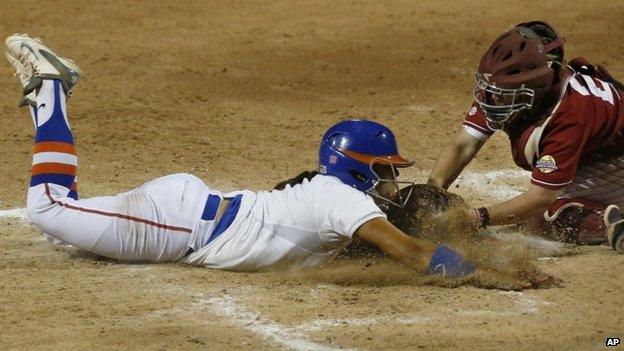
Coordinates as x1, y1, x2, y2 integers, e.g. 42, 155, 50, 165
30, 79, 79, 199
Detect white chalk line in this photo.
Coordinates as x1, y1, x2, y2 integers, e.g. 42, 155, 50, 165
292, 290, 545, 334
156, 285, 349, 351
0, 207, 28, 221
294, 315, 428, 334
150, 284, 548, 351
453, 169, 527, 199
202, 295, 349, 351
418, 168, 527, 201
408, 168, 526, 202
2, 169, 548, 351
140, 298, 325, 351
457, 291, 545, 317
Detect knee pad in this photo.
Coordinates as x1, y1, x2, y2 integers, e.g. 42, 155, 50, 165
544, 198, 607, 245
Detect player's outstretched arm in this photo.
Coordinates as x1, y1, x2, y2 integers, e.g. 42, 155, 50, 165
427, 128, 485, 189
433, 183, 560, 231
486, 183, 560, 226
354, 217, 475, 278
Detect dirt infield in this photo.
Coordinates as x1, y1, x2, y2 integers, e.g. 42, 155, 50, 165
1, 1, 623, 350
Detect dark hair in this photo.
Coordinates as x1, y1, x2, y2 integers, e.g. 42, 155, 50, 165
273, 170, 319, 190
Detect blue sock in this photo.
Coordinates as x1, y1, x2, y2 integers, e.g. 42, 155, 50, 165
30, 79, 78, 194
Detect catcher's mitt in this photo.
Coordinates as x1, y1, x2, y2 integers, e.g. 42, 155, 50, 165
385, 184, 467, 237
343, 184, 468, 257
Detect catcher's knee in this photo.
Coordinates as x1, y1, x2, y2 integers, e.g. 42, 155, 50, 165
544, 198, 607, 245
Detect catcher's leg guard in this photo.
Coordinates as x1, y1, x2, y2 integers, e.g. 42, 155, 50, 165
544, 198, 607, 245
604, 205, 624, 253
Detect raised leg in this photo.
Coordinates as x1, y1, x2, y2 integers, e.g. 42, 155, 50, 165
6, 34, 196, 262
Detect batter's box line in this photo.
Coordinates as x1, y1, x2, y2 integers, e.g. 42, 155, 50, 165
158, 285, 347, 351
161, 284, 549, 351
200, 295, 350, 351
290, 290, 548, 336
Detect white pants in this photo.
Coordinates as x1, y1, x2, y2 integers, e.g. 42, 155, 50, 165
27, 173, 210, 261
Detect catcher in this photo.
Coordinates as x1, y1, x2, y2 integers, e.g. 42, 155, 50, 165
427, 20, 624, 252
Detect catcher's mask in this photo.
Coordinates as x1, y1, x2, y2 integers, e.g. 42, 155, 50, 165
474, 23, 564, 130
318, 119, 415, 208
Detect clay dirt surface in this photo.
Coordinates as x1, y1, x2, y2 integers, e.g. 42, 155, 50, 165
1, 1, 623, 350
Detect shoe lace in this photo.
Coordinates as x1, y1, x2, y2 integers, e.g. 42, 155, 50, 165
19, 46, 40, 76
6, 52, 33, 87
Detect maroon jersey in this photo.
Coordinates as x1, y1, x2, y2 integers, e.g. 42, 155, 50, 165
463, 62, 624, 191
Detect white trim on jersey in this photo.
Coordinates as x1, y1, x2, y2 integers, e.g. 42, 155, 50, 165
462, 124, 490, 141
569, 77, 590, 96
531, 176, 573, 188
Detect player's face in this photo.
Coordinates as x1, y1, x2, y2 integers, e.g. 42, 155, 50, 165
488, 91, 513, 106
487, 90, 532, 108
475, 74, 536, 131
373, 164, 399, 199
477, 89, 533, 130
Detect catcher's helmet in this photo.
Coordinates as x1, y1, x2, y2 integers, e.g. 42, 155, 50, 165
515, 20, 565, 63
318, 120, 414, 206
474, 23, 564, 130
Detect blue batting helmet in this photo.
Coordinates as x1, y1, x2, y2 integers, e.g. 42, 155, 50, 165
318, 119, 413, 192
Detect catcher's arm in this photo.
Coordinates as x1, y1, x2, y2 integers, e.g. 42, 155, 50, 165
354, 217, 475, 277
485, 183, 560, 226
436, 183, 560, 229
428, 128, 485, 189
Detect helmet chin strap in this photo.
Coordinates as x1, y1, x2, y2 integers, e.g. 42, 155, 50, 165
485, 117, 505, 131
365, 160, 414, 208
543, 37, 565, 54
366, 181, 414, 208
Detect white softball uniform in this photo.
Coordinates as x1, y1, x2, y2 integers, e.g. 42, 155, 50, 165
28, 173, 385, 270
182, 174, 386, 270
25, 79, 386, 270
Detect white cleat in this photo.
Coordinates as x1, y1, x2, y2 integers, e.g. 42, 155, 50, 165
5, 33, 81, 98
4, 49, 36, 107
604, 204, 624, 254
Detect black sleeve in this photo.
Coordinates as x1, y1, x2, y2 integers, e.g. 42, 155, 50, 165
273, 170, 319, 190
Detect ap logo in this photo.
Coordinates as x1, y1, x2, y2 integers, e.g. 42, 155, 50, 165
606, 337, 620, 347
